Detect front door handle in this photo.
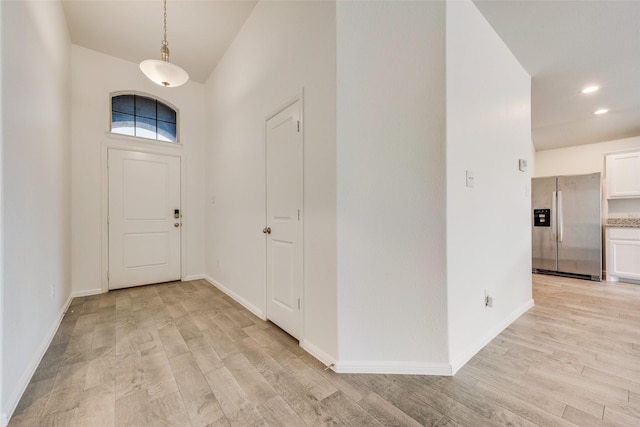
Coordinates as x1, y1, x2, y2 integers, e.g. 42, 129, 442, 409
263, 227, 271, 234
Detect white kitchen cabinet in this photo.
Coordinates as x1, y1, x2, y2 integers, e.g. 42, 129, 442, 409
606, 227, 640, 282
606, 152, 640, 199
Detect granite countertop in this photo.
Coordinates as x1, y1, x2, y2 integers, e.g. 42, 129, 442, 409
605, 218, 640, 228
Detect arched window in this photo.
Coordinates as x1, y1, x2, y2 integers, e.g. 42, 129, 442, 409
111, 93, 178, 143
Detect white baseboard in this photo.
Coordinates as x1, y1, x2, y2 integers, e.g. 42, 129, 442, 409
450, 298, 534, 374
300, 340, 336, 369
606, 275, 640, 285
71, 288, 103, 298
203, 275, 265, 320
335, 359, 453, 376
183, 274, 206, 281
2, 293, 74, 426
202, 278, 339, 373
332, 299, 534, 376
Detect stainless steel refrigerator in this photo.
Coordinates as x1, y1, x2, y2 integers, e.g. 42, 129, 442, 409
532, 173, 602, 281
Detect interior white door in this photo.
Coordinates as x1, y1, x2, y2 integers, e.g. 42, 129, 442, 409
265, 100, 303, 340
108, 149, 181, 290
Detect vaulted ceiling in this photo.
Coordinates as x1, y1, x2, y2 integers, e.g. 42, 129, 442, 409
61, 0, 258, 83
61, 0, 640, 151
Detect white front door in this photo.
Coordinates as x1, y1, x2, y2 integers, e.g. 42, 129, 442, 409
265, 100, 303, 340
108, 149, 181, 290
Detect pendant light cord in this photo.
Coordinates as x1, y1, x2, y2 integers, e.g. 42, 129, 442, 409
163, 0, 167, 45
161, 0, 170, 61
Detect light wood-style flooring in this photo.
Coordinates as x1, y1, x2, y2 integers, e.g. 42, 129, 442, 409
8, 274, 640, 426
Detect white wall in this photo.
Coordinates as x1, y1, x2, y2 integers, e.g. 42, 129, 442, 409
535, 136, 640, 177
1, 0, 72, 422
71, 46, 206, 296
534, 136, 640, 218
336, 0, 450, 373
204, 1, 337, 362
0, 0, 4, 419
445, 0, 533, 371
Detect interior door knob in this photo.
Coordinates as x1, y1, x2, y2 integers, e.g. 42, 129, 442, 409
263, 226, 271, 234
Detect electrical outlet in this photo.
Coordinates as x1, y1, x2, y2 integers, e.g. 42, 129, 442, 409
466, 170, 475, 188
484, 289, 492, 308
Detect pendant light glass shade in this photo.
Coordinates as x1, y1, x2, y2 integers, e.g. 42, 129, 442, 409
140, 0, 189, 88
140, 59, 189, 87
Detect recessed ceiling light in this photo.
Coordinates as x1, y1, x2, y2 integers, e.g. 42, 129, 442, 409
594, 108, 609, 115
581, 85, 600, 94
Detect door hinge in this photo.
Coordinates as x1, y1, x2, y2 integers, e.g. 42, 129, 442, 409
298, 209, 300, 221
107, 271, 110, 280
297, 120, 300, 132
298, 298, 300, 309
107, 215, 109, 225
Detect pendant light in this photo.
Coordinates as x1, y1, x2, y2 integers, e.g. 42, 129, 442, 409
139, 0, 189, 88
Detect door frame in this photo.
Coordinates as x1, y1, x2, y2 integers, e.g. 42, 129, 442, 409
101, 136, 186, 293
263, 90, 304, 338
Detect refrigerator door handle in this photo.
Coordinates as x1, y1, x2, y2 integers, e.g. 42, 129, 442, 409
551, 191, 557, 241
558, 190, 564, 242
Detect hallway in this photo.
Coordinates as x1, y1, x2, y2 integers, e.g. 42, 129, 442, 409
8, 275, 640, 426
